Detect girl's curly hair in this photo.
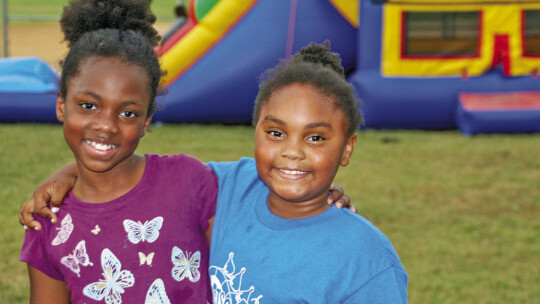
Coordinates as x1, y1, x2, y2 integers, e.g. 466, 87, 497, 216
59, 0, 163, 117
252, 41, 363, 136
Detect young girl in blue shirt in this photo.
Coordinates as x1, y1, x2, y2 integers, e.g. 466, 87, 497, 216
206, 42, 408, 303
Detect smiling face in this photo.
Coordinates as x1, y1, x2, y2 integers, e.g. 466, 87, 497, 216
254, 83, 357, 218
56, 56, 152, 175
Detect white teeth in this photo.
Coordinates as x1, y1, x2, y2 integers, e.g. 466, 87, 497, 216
280, 169, 306, 175
86, 140, 117, 151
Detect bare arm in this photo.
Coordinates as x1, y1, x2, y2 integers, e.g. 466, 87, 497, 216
28, 265, 70, 304
205, 216, 215, 245
17, 163, 353, 229
19, 163, 78, 230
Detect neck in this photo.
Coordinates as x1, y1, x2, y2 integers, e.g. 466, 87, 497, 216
267, 193, 331, 219
72, 154, 146, 203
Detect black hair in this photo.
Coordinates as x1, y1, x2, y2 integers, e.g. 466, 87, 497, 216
59, 0, 163, 117
252, 41, 363, 136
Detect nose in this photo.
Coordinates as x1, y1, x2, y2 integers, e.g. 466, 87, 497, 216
280, 137, 305, 160
92, 110, 119, 134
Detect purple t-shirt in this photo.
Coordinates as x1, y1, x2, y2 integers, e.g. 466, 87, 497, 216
20, 154, 218, 303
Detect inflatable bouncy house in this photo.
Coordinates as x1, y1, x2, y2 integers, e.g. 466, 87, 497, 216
1, 0, 539, 134
350, 0, 540, 134
0, 57, 59, 123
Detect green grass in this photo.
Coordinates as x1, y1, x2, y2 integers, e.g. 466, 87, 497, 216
6, 0, 175, 20
1, 123, 539, 303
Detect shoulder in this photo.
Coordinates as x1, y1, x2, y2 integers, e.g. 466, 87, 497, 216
332, 209, 404, 267
31, 202, 76, 237
207, 157, 261, 193
206, 157, 256, 180
207, 157, 264, 203
146, 153, 205, 168
145, 153, 212, 176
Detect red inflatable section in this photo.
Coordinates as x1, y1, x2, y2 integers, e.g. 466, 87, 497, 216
460, 92, 540, 111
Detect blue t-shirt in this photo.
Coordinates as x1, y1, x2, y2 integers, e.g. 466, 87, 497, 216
207, 158, 408, 303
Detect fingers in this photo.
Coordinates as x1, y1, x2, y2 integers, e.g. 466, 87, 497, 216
334, 198, 357, 213
327, 184, 357, 213
35, 204, 58, 225
326, 184, 344, 205
334, 195, 350, 209
33, 189, 58, 224
49, 179, 72, 208
19, 197, 42, 231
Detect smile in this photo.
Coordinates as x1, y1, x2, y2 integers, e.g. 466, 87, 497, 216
85, 140, 118, 151
279, 169, 307, 175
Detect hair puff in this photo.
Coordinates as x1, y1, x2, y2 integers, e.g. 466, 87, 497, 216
60, 0, 159, 47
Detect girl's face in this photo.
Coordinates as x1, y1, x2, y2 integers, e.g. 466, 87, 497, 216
56, 57, 152, 175
254, 83, 356, 216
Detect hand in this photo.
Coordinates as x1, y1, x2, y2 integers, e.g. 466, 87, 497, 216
327, 184, 356, 213
18, 163, 78, 231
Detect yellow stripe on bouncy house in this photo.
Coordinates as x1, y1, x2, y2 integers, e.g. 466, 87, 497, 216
160, 0, 257, 86
382, 2, 540, 77
328, 0, 359, 27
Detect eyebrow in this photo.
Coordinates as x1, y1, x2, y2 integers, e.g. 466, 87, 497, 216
306, 121, 333, 129
262, 116, 286, 125
78, 91, 141, 106
78, 91, 100, 99
262, 115, 333, 129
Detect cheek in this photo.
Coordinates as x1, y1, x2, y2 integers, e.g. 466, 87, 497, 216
254, 137, 279, 169
254, 140, 269, 164
122, 125, 146, 144
63, 115, 84, 134
311, 146, 343, 171
254, 131, 267, 158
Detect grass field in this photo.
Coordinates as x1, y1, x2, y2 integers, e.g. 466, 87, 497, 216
1, 0, 540, 302
1, 124, 539, 303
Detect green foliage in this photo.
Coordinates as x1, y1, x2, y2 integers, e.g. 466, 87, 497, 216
1, 124, 539, 303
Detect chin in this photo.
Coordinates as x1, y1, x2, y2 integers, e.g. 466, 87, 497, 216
274, 190, 310, 203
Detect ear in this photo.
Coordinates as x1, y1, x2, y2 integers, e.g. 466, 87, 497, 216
56, 93, 65, 123
340, 133, 357, 167
141, 115, 153, 138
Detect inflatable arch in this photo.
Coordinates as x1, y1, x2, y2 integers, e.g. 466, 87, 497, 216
153, 0, 357, 124
350, 0, 540, 133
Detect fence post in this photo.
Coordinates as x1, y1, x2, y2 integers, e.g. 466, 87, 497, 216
2, 0, 7, 57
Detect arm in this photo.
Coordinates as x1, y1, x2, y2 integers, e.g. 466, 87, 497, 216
205, 216, 215, 245
28, 265, 70, 304
19, 163, 78, 230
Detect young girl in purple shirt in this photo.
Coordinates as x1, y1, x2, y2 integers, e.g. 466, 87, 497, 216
19, 0, 217, 302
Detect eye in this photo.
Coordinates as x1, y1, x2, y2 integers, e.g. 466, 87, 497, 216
268, 130, 283, 138
80, 102, 96, 110
120, 111, 137, 118
307, 135, 325, 142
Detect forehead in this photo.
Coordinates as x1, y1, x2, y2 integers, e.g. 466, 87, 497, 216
63, 57, 151, 112
260, 83, 346, 127
69, 57, 149, 95
76, 57, 146, 80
